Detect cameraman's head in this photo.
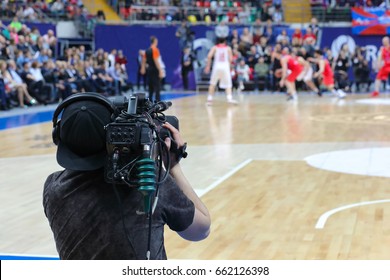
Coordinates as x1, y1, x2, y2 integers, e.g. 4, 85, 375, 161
54, 94, 113, 171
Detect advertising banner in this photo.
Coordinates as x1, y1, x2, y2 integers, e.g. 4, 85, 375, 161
321, 26, 380, 63
352, 7, 390, 35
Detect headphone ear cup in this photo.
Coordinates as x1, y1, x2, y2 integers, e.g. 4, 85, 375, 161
52, 120, 61, 145
51, 93, 115, 145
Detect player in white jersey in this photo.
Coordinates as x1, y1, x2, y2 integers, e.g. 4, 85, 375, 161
204, 37, 237, 105
296, 55, 321, 96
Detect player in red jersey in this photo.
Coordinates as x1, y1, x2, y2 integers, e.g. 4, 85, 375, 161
276, 48, 304, 101
312, 49, 346, 98
372, 36, 390, 97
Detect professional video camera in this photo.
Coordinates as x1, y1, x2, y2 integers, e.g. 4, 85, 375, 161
104, 93, 183, 189
103, 93, 187, 260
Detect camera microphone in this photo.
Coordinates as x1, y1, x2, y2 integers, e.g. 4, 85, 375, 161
153, 101, 172, 112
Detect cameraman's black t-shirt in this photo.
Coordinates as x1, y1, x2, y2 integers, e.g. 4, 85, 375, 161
43, 169, 195, 260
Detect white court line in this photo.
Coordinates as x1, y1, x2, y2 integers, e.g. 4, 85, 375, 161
315, 199, 390, 229
195, 158, 253, 197
355, 98, 390, 105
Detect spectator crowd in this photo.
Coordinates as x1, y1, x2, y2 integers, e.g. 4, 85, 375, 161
117, 0, 283, 23
0, 16, 132, 111
116, 0, 387, 23
1, 0, 86, 21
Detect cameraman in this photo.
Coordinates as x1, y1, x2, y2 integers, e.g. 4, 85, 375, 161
43, 96, 211, 260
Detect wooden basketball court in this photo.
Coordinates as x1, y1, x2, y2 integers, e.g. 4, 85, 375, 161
1, 92, 390, 259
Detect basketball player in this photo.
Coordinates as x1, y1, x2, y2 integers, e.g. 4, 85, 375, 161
204, 37, 237, 105
371, 36, 390, 97
313, 49, 346, 98
296, 54, 321, 96
277, 48, 304, 101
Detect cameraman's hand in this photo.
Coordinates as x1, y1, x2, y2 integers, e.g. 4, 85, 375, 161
162, 122, 185, 169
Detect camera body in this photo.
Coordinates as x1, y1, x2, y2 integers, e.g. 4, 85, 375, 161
104, 93, 178, 184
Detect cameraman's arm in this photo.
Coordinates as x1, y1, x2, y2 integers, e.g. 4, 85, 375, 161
162, 122, 211, 241
171, 164, 211, 241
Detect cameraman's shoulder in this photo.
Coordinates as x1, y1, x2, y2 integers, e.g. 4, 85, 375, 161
45, 169, 104, 185
43, 171, 66, 204
44, 170, 66, 188
45, 170, 63, 182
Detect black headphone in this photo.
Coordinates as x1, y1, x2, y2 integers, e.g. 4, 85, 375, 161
52, 92, 116, 145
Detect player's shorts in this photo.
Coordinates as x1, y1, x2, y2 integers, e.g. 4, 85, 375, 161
376, 65, 390, 80
323, 73, 334, 87
287, 68, 303, 83
210, 67, 232, 89
297, 67, 313, 82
